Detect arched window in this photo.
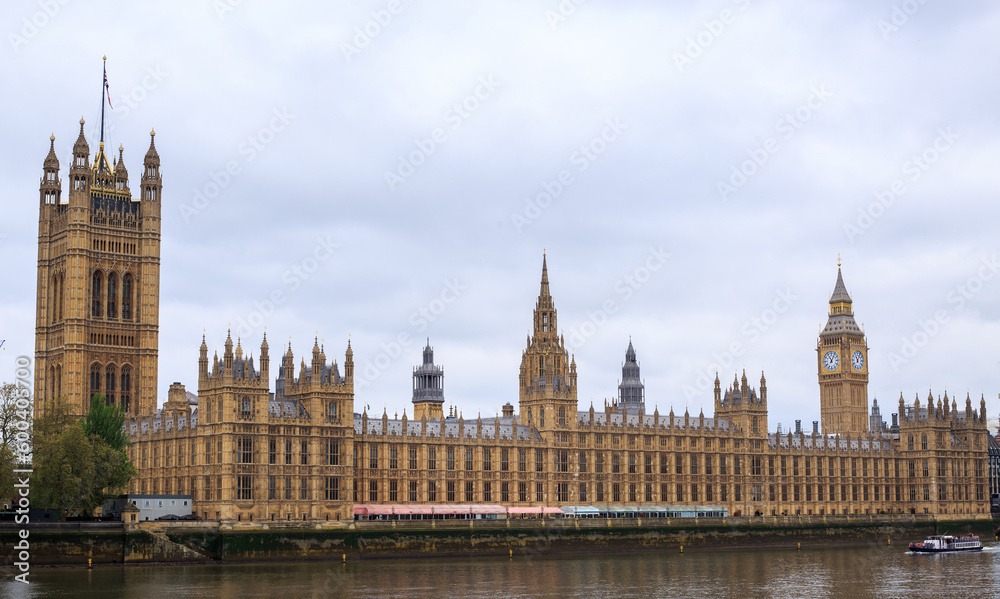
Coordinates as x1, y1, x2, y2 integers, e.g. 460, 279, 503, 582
56, 365, 62, 398
50, 274, 58, 323
921, 433, 928, 450
105, 365, 117, 406
120, 365, 131, 413
92, 271, 103, 317
328, 402, 337, 419
122, 274, 133, 320
558, 406, 566, 426
107, 272, 118, 318
240, 396, 251, 419
90, 363, 101, 399
907, 435, 914, 451
56, 273, 63, 321
49, 366, 56, 401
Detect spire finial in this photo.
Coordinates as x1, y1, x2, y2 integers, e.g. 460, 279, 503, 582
837, 253, 841, 268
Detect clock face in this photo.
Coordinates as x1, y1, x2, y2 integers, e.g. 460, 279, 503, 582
823, 351, 839, 371
852, 350, 864, 370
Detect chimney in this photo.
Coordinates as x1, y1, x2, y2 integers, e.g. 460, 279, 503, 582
812, 421, 819, 435
795, 420, 801, 435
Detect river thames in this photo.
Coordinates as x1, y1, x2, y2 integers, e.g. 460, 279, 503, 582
4, 543, 1000, 598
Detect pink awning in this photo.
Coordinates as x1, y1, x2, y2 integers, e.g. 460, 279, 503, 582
507, 506, 563, 515
354, 504, 508, 516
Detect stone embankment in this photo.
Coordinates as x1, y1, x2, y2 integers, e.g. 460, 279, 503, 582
2, 514, 997, 567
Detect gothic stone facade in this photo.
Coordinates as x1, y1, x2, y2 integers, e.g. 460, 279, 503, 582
34, 121, 161, 418
124, 258, 992, 522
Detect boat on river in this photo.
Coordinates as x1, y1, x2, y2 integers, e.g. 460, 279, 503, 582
908, 535, 982, 553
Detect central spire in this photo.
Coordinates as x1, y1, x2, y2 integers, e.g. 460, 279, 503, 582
533, 253, 557, 340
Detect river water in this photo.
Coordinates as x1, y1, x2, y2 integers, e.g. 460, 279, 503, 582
5, 543, 1000, 598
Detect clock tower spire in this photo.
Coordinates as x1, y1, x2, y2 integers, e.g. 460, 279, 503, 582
817, 261, 869, 435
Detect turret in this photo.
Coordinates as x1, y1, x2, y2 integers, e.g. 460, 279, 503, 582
67, 118, 90, 208
223, 329, 234, 376
713, 373, 721, 409
616, 339, 645, 414
259, 332, 269, 383
71, 118, 90, 173
199, 334, 209, 380
344, 339, 354, 385
114, 144, 129, 192
40, 134, 61, 207
412, 339, 445, 421
311, 336, 322, 389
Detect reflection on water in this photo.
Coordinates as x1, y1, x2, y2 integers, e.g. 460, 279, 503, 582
4, 543, 1000, 599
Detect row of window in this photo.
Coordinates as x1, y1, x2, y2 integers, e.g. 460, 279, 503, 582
135, 472, 988, 509
92, 238, 138, 255
91, 271, 136, 320
132, 433, 984, 483
89, 363, 132, 412
349, 446, 983, 480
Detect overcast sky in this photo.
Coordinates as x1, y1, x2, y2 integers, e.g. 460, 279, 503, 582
2, 0, 999, 431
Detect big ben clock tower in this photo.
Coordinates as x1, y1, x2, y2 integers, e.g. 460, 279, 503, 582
817, 260, 869, 436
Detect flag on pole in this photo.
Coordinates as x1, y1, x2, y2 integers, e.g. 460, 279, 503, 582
104, 65, 113, 109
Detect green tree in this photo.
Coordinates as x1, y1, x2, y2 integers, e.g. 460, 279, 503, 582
0, 382, 29, 506
0, 444, 15, 509
33, 399, 135, 517
83, 393, 130, 451
0, 382, 23, 450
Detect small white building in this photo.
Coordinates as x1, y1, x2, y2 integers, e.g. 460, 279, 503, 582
105, 495, 193, 521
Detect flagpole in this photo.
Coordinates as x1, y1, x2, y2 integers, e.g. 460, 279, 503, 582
100, 55, 107, 146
